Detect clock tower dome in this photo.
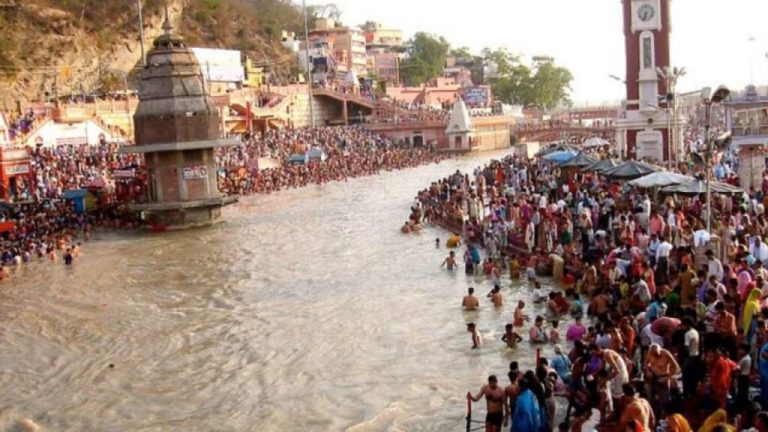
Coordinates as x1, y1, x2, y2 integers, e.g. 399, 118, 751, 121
615, 0, 680, 162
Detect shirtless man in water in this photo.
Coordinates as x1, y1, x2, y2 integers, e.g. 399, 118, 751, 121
468, 375, 508, 432
463, 287, 480, 311
487, 285, 503, 307
441, 251, 457, 271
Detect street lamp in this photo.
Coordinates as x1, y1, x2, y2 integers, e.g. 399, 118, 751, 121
608, 74, 626, 84
656, 66, 686, 166
703, 85, 730, 233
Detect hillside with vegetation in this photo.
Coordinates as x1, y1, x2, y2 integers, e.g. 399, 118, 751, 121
0, 0, 314, 106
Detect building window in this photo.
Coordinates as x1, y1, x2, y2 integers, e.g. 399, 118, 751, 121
640, 32, 655, 70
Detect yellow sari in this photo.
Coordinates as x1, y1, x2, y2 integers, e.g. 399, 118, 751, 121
698, 409, 735, 432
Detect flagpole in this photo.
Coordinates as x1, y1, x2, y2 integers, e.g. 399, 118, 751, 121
303, 0, 315, 128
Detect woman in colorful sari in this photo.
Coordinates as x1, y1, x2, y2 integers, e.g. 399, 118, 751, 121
698, 409, 735, 432
743, 287, 762, 342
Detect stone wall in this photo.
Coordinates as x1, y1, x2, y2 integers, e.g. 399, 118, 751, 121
289, 94, 342, 127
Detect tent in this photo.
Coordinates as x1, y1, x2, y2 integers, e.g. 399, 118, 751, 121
307, 147, 328, 162
602, 161, 661, 180
628, 171, 693, 188
583, 159, 620, 174
288, 154, 308, 164
542, 150, 577, 163
559, 151, 597, 168
534, 143, 578, 157
582, 137, 610, 148
660, 179, 744, 195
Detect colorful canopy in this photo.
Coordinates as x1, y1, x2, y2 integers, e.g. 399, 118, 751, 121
534, 143, 578, 157
542, 150, 577, 163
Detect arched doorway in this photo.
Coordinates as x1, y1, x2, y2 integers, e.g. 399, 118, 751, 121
413, 135, 424, 147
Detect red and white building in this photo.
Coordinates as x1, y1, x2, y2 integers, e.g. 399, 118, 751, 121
615, 0, 684, 162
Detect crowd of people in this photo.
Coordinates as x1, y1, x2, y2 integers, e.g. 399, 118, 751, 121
1, 125, 446, 280
216, 126, 446, 195
408, 139, 768, 431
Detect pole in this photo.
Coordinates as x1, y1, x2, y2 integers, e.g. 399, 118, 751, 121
303, 0, 315, 128
137, 0, 146, 66
705, 100, 712, 233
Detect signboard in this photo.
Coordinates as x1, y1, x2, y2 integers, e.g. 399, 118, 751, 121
0, 149, 29, 161
191, 48, 245, 83
182, 165, 209, 180
636, 130, 663, 162
461, 87, 491, 106
4, 163, 31, 175
113, 169, 135, 178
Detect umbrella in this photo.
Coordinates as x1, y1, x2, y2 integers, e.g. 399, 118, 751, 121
582, 137, 610, 148
582, 159, 620, 174
559, 151, 597, 168
660, 179, 743, 195
628, 171, 694, 188
603, 161, 661, 179
542, 150, 577, 163
534, 143, 578, 157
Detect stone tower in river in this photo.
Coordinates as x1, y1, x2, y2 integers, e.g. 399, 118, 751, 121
120, 5, 236, 230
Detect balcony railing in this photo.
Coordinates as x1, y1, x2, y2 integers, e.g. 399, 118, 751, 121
731, 124, 768, 137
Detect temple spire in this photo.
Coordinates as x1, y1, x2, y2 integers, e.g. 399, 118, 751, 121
162, 1, 172, 35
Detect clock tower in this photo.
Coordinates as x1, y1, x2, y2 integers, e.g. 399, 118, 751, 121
615, 0, 680, 162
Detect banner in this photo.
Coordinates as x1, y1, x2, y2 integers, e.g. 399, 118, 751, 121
182, 165, 209, 180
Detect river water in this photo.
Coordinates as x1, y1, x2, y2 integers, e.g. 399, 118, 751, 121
0, 150, 555, 432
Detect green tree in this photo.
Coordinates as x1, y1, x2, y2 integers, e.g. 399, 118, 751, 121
482, 48, 572, 109
530, 57, 573, 109
400, 32, 450, 86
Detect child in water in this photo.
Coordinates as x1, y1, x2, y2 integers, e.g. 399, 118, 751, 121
502, 323, 523, 348
549, 321, 561, 343
467, 322, 482, 349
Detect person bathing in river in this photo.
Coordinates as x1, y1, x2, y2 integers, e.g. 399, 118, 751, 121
463, 287, 480, 311
509, 254, 521, 279
487, 285, 504, 307
441, 251, 457, 271
514, 301, 531, 327
467, 322, 483, 349
530, 316, 549, 343
502, 323, 523, 349
468, 375, 508, 432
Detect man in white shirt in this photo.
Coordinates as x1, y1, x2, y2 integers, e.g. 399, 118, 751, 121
655, 236, 673, 281
634, 279, 651, 305
640, 319, 664, 349
681, 317, 702, 397
706, 250, 724, 282
750, 236, 768, 267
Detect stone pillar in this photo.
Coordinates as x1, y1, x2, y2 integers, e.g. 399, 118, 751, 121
342, 100, 349, 125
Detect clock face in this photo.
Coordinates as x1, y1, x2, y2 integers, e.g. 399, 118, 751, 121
638, 4, 655, 22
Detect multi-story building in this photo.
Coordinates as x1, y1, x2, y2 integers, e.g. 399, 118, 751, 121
724, 86, 768, 191
307, 18, 368, 77
363, 22, 402, 85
